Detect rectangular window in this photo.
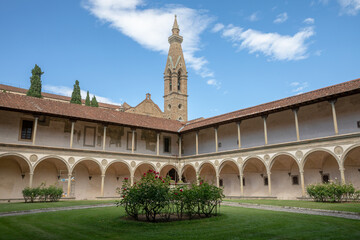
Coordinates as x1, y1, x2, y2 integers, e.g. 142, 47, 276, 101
292, 175, 299, 185
20, 120, 34, 140
83, 126, 96, 147
164, 137, 171, 153
264, 177, 268, 186
127, 131, 137, 150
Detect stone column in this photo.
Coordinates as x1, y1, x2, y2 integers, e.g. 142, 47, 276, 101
195, 131, 199, 155
262, 116, 268, 145
67, 174, 72, 197
300, 170, 305, 197
292, 108, 300, 141
196, 173, 200, 186
102, 125, 107, 151
330, 100, 339, 135
215, 127, 219, 152
340, 167, 346, 184
239, 172, 244, 196
32, 116, 38, 145
131, 128, 136, 154
178, 135, 182, 157
29, 172, 34, 188
156, 132, 160, 156
237, 122, 241, 149
267, 171, 272, 196
70, 121, 75, 148
100, 174, 105, 197
216, 174, 220, 188
130, 172, 134, 186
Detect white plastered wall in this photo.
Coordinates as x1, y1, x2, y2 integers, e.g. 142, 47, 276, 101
241, 117, 265, 148
336, 94, 360, 135
198, 128, 216, 154
267, 110, 297, 145
218, 123, 238, 151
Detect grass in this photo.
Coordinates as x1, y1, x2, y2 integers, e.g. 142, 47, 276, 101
224, 199, 360, 213
0, 205, 359, 240
0, 200, 115, 213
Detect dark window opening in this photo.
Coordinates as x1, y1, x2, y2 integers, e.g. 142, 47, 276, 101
21, 120, 34, 140
167, 168, 179, 182
243, 177, 245, 186
177, 72, 181, 91
292, 175, 299, 185
164, 137, 171, 153
264, 177, 268, 186
322, 174, 330, 183
219, 179, 223, 187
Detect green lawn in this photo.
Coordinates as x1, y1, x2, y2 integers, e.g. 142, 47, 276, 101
224, 199, 360, 213
0, 205, 359, 240
0, 200, 115, 213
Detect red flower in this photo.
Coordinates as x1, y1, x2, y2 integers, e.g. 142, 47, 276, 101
124, 188, 127, 191
162, 180, 165, 183
155, 175, 158, 178
149, 169, 153, 173
159, 176, 162, 180
180, 189, 183, 192
143, 173, 146, 176
122, 195, 125, 198
124, 177, 128, 180
175, 182, 177, 185
175, 193, 178, 195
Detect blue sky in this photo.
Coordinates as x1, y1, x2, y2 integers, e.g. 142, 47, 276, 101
0, 0, 359, 120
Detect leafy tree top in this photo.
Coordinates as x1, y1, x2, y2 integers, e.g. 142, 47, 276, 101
27, 64, 44, 98
70, 80, 82, 104
91, 95, 99, 107
85, 91, 91, 106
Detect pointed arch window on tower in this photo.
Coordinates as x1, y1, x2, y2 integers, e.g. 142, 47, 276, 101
177, 71, 181, 91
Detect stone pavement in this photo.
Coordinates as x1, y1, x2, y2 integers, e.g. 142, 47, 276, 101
222, 201, 360, 220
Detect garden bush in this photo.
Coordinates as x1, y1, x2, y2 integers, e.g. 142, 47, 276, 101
116, 170, 224, 222
22, 183, 63, 203
306, 181, 358, 202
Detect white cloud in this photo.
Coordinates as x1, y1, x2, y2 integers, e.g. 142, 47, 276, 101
290, 82, 309, 94
212, 23, 224, 33
338, 0, 360, 15
274, 12, 288, 23
83, 0, 215, 79
248, 12, 260, 22
206, 79, 221, 89
43, 85, 122, 105
304, 18, 315, 24
221, 24, 315, 61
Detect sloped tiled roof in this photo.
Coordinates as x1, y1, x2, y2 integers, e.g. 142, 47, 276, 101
0, 92, 184, 133
180, 78, 360, 133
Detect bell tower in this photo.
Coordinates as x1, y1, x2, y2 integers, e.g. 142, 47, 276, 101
164, 15, 188, 122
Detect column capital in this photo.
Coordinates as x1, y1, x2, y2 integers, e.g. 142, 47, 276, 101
292, 107, 299, 113
262, 115, 268, 120
236, 121, 242, 125
299, 170, 304, 174
328, 99, 337, 104
29, 172, 34, 176
68, 174, 72, 177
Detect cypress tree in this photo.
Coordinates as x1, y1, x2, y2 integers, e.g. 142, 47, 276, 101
85, 91, 91, 106
91, 96, 99, 107
27, 64, 43, 98
70, 80, 82, 104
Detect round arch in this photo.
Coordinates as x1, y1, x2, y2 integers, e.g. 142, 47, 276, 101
242, 156, 268, 173
198, 161, 217, 185
180, 163, 196, 176
219, 158, 239, 174
198, 161, 217, 175
219, 159, 240, 197
341, 144, 360, 164
159, 164, 180, 181
71, 158, 102, 174
269, 152, 299, 170
33, 155, 70, 173
242, 156, 268, 197
342, 145, 360, 188
104, 160, 131, 197
0, 153, 32, 199
302, 148, 340, 169
133, 162, 156, 181
104, 159, 131, 174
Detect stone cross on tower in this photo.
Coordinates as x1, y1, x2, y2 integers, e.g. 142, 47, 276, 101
163, 15, 188, 122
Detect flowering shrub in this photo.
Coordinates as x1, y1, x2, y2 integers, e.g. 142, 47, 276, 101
116, 170, 224, 222
306, 181, 359, 202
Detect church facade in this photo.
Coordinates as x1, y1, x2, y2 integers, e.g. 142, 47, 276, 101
0, 18, 360, 200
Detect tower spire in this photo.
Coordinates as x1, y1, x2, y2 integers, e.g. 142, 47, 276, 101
172, 15, 179, 35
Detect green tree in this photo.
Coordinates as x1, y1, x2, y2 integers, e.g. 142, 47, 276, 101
70, 80, 82, 104
91, 95, 99, 107
27, 64, 44, 98
85, 91, 91, 106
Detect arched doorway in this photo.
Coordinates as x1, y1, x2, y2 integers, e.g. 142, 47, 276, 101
343, 146, 360, 188
104, 161, 130, 197
72, 159, 102, 199
0, 154, 31, 199
219, 160, 240, 196
181, 164, 197, 184
199, 162, 216, 185
270, 154, 301, 199
303, 150, 341, 186
242, 158, 268, 196
160, 165, 179, 182
33, 156, 69, 195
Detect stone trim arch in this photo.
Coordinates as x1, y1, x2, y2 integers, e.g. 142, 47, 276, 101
33, 155, 70, 173
104, 159, 131, 175
242, 156, 268, 174
134, 161, 157, 175
302, 148, 341, 169
198, 161, 217, 176
71, 157, 102, 175
180, 163, 196, 176
0, 152, 32, 173
269, 152, 300, 171
340, 144, 360, 167
159, 163, 180, 176
219, 158, 240, 174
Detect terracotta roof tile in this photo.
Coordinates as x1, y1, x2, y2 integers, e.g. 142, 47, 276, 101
180, 78, 360, 133
0, 92, 184, 133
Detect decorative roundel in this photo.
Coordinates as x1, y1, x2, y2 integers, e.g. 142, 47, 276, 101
30, 154, 38, 162
237, 157, 243, 164
195, 162, 199, 168
215, 160, 219, 166
295, 151, 303, 159
156, 162, 161, 168
68, 157, 75, 164
131, 161, 136, 168
334, 146, 344, 155
264, 154, 270, 161
101, 159, 108, 166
